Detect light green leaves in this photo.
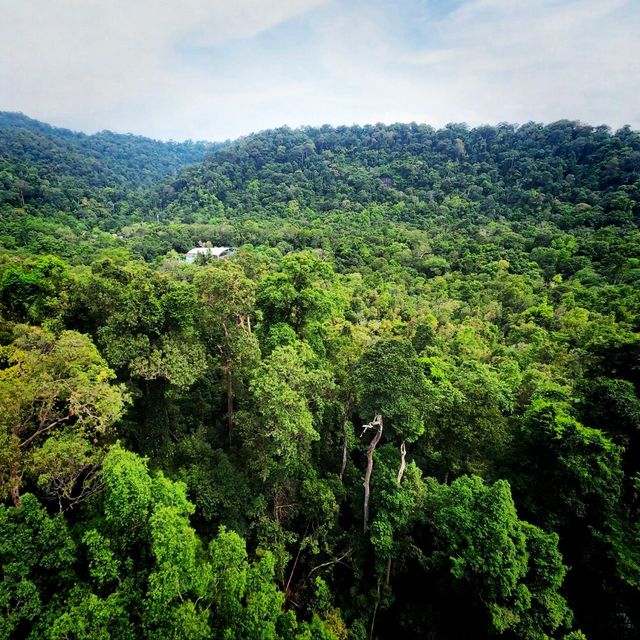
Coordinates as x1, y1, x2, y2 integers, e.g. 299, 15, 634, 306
0, 326, 126, 507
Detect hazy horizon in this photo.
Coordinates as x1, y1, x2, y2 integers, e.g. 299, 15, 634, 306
4, 108, 638, 145
1, 0, 638, 142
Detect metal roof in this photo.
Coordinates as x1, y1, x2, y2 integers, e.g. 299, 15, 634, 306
186, 246, 233, 257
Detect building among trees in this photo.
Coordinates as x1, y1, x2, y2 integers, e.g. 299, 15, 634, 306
185, 246, 236, 263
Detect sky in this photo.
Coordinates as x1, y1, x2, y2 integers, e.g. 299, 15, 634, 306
0, 0, 638, 141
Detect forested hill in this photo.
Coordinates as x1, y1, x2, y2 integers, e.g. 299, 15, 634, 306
160, 121, 639, 227
1, 116, 640, 640
0, 111, 215, 233
1, 116, 639, 258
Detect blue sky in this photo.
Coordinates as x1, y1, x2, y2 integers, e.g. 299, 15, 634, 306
0, 0, 638, 141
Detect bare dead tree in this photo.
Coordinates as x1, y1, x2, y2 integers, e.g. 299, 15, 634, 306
361, 414, 383, 533
339, 422, 349, 481
383, 440, 408, 587
307, 548, 353, 579
396, 440, 407, 484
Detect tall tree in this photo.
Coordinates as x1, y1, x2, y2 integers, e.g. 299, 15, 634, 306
0, 326, 126, 508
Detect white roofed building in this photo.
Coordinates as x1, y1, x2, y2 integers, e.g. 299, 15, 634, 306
185, 246, 236, 263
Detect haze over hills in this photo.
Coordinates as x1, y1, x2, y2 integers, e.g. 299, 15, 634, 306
0, 112, 216, 236
0, 111, 215, 185
1, 113, 640, 639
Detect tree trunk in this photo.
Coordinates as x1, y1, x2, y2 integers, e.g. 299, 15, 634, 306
284, 522, 310, 598
339, 394, 352, 482
9, 486, 21, 508
226, 363, 234, 444
339, 420, 349, 481
362, 415, 383, 533
220, 321, 235, 445
370, 576, 382, 639
9, 468, 21, 507
396, 440, 406, 484
381, 441, 407, 587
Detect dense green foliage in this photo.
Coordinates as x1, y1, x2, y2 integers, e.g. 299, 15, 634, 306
1, 114, 639, 639
0, 112, 214, 253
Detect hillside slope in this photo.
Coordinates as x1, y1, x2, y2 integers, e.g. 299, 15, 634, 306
0, 112, 216, 236
160, 121, 640, 229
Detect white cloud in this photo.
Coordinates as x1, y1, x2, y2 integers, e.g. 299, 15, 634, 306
306, 0, 640, 130
0, 0, 638, 139
0, 0, 327, 137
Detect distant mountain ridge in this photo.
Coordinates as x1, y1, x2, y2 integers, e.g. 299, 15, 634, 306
0, 111, 216, 188
159, 121, 640, 228
0, 111, 221, 235
0, 113, 638, 257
